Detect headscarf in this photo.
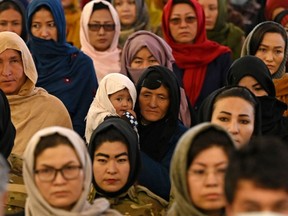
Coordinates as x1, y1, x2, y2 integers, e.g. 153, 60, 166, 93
206, 0, 244, 60
64, 0, 81, 48
0, 0, 27, 41
162, 0, 231, 106
0, 31, 72, 155
85, 73, 137, 142
88, 117, 140, 197
135, 65, 180, 161
120, 30, 175, 84
120, 30, 192, 127
241, 21, 288, 79
274, 9, 288, 27
227, 55, 276, 97
80, 0, 121, 83
197, 86, 262, 137
0, 89, 15, 159
27, 0, 97, 137
265, 0, 288, 20
168, 122, 235, 216
111, 0, 150, 47
23, 126, 121, 216
226, 56, 288, 142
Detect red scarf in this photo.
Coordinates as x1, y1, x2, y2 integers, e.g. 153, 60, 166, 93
162, 0, 231, 106
265, 0, 288, 20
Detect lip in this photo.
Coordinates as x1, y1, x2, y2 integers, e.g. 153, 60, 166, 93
204, 193, 221, 200
52, 191, 70, 197
98, 39, 107, 43
104, 179, 118, 184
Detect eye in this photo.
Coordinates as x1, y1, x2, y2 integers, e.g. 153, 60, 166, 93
218, 117, 229, 122
239, 119, 250, 124
48, 22, 56, 28
191, 169, 205, 175
169, 18, 181, 25
185, 16, 197, 23
31, 23, 40, 29
96, 158, 107, 164
117, 158, 128, 163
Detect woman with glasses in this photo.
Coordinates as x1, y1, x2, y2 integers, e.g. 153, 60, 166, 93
162, 0, 232, 114
168, 122, 236, 215
26, 0, 97, 138
80, 0, 121, 83
22, 126, 121, 216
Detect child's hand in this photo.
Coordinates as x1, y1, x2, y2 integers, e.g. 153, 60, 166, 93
126, 109, 136, 118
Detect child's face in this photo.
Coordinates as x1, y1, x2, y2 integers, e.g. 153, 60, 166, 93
109, 88, 133, 116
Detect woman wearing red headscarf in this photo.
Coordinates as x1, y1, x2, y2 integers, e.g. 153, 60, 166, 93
162, 0, 231, 113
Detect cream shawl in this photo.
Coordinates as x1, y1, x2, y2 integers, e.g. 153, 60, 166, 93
85, 73, 136, 142
80, 0, 121, 83
23, 126, 121, 216
0, 32, 72, 156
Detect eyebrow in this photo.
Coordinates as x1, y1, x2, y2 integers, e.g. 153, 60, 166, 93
95, 152, 128, 159
193, 161, 227, 167
219, 111, 250, 117
259, 44, 284, 49
37, 161, 77, 168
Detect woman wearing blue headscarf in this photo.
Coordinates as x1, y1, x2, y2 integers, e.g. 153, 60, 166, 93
26, 0, 98, 137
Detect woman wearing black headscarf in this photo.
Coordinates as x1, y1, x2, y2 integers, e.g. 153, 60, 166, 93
227, 55, 288, 144
135, 65, 187, 201
0, 89, 15, 159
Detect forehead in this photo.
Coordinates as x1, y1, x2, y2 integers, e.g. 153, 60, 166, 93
170, 3, 195, 16
95, 141, 128, 154
140, 85, 169, 95
0, 48, 21, 57
214, 97, 254, 114
261, 32, 285, 47
90, 8, 113, 21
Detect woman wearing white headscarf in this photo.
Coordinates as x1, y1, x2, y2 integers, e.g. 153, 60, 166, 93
23, 126, 121, 216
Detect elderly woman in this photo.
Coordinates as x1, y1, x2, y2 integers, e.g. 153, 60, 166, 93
22, 126, 121, 216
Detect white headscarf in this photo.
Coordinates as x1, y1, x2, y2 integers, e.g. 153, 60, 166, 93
23, 126, 121, 216
85, 73, 137, 142
80, 0, 121, 83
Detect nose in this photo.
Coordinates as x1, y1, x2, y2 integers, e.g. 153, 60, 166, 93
179, 19, 188, 28
53, 171, 67, 184
107, 160, 117, 174
122, 99, 128, 107
148, 96, 157, 108
40, 27, 49, 39
204, 172, 218, 186
1, 63, 12, 77
227, 120, 239, 135
98, 26, 105, 35
142, 61, 151, 68
6, 23, 13, 32
264, 51, 273, 62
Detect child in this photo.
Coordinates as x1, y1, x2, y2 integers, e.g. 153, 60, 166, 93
85, 73, 137, 143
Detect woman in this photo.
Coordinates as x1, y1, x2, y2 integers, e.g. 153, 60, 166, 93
227, 55, 288, 144
168, 122, 236, 215
162, 0, 232, 112
112, 0, 150, 48
0, 89, 15, 159
27, 0, 97, 137
62, 0, 81, 48
135, 65, 187, 201
0, 0, 27, 41
80, 0, 121, 83
22, 126, 121, 216
197, 0, 245, 60
241, 21, 288, 116
121, 30, 194, 127
88, 117, 168, 215
198, 86, 261, 148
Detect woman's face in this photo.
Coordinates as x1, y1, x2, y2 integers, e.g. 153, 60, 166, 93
31, 8, 58, 41
187, 146, 228, 212
34, 144, 84, 210
238, 76, 268, 97
93, 141, 130, 192
169, 3, 198, 44
197, 0, 218, 30
114, 0, 136, 27
88, 9, 115, 51
255, 32, 285, 75
0, 8, 22, 36
138, 84, 170, 124
130, 47, 160, 69
211, 97, 255, 148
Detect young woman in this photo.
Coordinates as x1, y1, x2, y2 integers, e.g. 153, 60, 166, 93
26, 0, 97, 137
120, 30, 194, 127
80, 0, 121, 83
168, 122, 236, 216
197, 0, 245, 60
22, 126, 121, 216
111, 0, 150, 47
198, 86, 261, 148
0, 0, 27, 41
88, 117, 168, 215
135, 65, 187, 201
162, 0, 232, 112
227, 55, 288, 144
241, 21, 288, 116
